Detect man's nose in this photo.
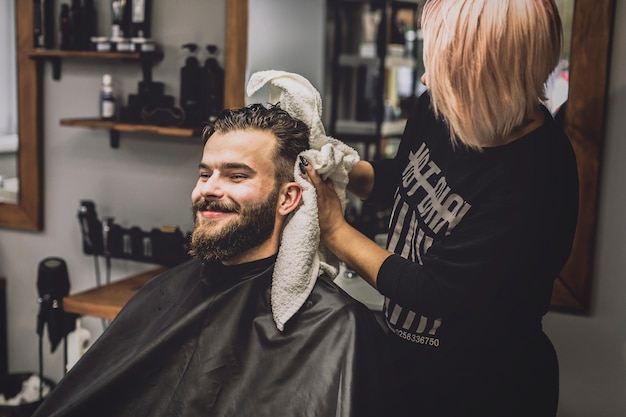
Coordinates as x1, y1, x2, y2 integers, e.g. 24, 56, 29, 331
198, 174, 224, 199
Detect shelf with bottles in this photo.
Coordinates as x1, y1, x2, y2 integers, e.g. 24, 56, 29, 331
327, 0, 424, 160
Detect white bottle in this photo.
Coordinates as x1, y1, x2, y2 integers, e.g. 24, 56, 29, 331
66, 318, 93, 372
100, 74, 117, 120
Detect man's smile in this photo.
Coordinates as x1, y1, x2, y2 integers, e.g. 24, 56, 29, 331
198, 209, 234, 219
194, 199, 241, 221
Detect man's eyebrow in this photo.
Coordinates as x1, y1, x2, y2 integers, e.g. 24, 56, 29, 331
198, 162, 256, 173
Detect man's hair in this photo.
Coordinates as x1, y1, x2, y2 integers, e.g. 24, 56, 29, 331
202, 103, 310, 185
421, 0, 563, 148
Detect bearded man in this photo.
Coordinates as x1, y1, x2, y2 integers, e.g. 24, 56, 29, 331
32, 104, 386, 417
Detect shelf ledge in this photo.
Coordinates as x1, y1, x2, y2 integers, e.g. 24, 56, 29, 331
338, 54, 417, 69
60, 118, 202, 148
27, 49, 164, 81
335, 119, 407, 137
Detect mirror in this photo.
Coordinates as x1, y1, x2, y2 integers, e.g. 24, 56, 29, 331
324, 0, 613, 314
0, 0, 249, 232
0, 2, 18, 204
550, 0, 615, 313
0, 0, 43, 231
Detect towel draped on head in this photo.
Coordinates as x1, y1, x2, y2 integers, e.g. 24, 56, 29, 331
246, 70, 360, 331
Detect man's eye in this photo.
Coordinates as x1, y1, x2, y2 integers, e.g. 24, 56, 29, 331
231, 174, 247, 180
199, 172, 210, 179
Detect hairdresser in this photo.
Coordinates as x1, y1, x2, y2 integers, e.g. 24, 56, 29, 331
300, 0, 579, 416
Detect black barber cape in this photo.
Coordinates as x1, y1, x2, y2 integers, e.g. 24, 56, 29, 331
33, 256, 386, 417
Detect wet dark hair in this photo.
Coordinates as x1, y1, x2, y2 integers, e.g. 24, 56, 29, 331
202, 103, 310, 185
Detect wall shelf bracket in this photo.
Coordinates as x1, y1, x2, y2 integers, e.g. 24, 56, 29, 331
109, 130, 121, 148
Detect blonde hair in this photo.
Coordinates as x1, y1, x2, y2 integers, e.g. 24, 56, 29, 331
421, 0, 562, 148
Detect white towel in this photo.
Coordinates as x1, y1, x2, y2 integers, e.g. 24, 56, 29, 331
246, 70, 360, 331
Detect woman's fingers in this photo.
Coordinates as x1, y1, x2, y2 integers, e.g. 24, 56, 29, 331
299, 156, 335, 193
298, 156, 318, 183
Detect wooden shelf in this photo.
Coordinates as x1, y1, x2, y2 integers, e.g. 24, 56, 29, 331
27, 49, 164, 81
27, 49, 157, 60
63, 267, 167, 320
60, 118, 201, 137
60, 118, 202, 148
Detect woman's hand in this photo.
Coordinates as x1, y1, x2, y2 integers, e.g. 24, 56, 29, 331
299, 156, 392, 288
298, 156, 346, 242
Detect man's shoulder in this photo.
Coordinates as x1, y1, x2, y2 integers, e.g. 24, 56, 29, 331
117, 259, 204, 317
141, 259, 203, 290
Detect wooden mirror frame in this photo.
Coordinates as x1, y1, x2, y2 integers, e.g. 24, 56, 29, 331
550, 0, 616, 313
0, 0, 43, 231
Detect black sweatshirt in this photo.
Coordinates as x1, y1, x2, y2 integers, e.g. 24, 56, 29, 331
369, 92, 579, 416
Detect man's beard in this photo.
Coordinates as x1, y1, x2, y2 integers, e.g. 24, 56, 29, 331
189, 188, 279, 263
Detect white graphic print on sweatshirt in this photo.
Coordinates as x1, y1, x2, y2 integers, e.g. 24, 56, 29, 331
384, 142, 471, 347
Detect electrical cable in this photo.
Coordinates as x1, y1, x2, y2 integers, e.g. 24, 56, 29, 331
38, 331, 43, 401
90, 254, 107, 330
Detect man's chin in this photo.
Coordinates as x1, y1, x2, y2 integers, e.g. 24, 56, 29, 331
195, 212, 235, 229
194, 221, 228, 240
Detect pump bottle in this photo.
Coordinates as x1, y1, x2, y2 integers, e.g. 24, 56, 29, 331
179, 43, 203, 126
201, 44, 224, 122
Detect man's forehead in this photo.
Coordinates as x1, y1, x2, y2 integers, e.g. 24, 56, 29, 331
206, 129, 276, 150
202, 130, 277, 169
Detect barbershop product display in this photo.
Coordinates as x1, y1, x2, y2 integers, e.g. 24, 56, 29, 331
130, 0, 151, 39
58, 4, 71, 49
121, 78, 185, 126
110, 0, 131, 40
67, 0, 83, 50
76, 200, 190, 267
55, 0, 98, 50
77, 200, 104, 255
81, 0, 97, 50
178, 43, 225, 126
49, 0, 152, 51
110, 0, 155, 50
130, 36, 155, 52
34, 0, 55, 49
99, 74, 118, 120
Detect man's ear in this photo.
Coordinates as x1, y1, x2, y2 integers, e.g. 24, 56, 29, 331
277, 182, 303, 216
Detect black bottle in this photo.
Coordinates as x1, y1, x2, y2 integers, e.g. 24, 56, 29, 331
34, 0, 43, 48
34, 0, 55, 49
82, 0, 97, 50
43, 0, 56, 48
201, 44, 224, 123
179, 43, 203, 127
77, 200, 103, 256
59, 4, 71, 50
130, 0, 152, 38
68, 0, 83, 50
